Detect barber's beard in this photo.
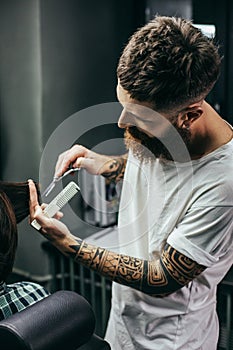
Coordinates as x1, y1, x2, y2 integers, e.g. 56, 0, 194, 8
124, 123, 191, 162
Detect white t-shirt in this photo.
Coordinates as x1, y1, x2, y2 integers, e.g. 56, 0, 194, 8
105, 139, 233, 350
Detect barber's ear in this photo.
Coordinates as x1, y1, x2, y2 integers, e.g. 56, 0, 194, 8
178, 107, 203, 129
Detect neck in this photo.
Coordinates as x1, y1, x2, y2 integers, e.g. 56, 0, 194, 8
188, 102, 233, 159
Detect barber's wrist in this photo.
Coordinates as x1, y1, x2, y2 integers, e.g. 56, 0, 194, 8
101, 157, 126, 182
52, 233, 78, 255
101, 158, 117, 175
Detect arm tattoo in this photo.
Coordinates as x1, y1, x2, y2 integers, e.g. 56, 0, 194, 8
68, 240, 206, 296
102, 157, 127, 183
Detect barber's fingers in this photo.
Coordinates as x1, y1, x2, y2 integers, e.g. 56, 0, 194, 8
28, 179, 40, 214
29, 179, 48, 223
55, 145, 88, 178
72, 157, 99, 174
41, 203, 63, 220
28, 180, 63, 226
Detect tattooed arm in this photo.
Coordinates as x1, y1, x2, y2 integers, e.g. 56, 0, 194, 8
29, 180, 205, 297
54, 144, 127, 183
67, 239, 205, 296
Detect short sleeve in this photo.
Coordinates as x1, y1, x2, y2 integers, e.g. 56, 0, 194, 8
167, 203, 233, 268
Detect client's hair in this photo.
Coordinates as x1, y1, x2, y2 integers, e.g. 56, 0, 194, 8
0, 181, 41, 223
0, 181, 41, 282
0, 192, 18, 282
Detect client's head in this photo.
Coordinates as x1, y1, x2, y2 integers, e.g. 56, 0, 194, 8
0, 192, 17, 282
0, 181, 41, 282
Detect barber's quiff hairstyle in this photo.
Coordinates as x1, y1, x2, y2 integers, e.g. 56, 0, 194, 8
117, 16, 221, 113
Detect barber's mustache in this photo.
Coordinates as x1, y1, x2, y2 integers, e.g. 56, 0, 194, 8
127, 126, 152, 141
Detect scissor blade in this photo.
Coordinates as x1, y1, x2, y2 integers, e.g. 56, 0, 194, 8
42, 168, 80, 197
42, 181, 56, 197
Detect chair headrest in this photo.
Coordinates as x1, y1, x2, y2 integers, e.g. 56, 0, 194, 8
0, 290, 95, 350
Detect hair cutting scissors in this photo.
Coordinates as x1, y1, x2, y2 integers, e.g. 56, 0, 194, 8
42, 167, 80, 197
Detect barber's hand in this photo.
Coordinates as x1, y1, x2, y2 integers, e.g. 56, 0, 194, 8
54, 145, 112, 178
28, 179, 73, 247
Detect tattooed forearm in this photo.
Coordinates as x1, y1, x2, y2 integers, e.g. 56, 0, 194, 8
102, 156, 127, 183
68, 240, 206, 296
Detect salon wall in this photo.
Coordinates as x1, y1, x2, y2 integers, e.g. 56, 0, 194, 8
0, 0, 46, 278
39, 0, 145, 144
0, 0, 145, 278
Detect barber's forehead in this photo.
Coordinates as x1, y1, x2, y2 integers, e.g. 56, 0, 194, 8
122, 102, 160, 118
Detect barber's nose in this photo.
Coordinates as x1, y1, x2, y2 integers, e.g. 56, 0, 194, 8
118, 120, 129, 129
118, 110, 135, 129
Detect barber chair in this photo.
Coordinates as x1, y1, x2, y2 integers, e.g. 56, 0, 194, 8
0, 290, 111, 349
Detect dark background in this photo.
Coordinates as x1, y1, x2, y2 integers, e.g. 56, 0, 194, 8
0, 2, 232, 348
0, 0, 232, 181
0, 0, 232, 281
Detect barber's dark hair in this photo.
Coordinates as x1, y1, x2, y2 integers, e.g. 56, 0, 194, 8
0, 192, 18, 282
117, 16, 221, 113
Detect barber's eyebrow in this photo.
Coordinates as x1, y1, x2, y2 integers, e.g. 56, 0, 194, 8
123, 109, 156, 124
